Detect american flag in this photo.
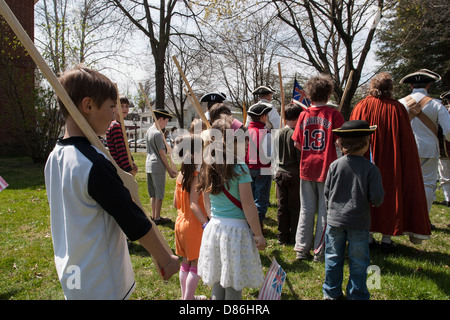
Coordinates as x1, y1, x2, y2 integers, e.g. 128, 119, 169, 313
258, 258, 286, 300
292, 79, 311, 108
0, 176, 8, 192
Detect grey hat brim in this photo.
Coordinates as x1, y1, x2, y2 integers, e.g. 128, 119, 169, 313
440, 91, 450, 100
400, 69, 441, 84
252, 85, 276, 95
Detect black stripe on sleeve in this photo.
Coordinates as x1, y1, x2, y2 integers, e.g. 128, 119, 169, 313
73, 138, 152, 241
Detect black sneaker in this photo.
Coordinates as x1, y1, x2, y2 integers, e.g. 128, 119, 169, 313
295, 251, 312, 260
369, 239, 379, 250
381, 241, 396, 254
152, 217, 171, 225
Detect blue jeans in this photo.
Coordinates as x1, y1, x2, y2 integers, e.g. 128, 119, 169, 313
322, 225, 370, 300
249, 168, 272, 222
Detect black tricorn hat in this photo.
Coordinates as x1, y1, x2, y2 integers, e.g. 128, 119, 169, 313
247, 102, 273, 116
252, 85, 276, 95
153, 109, 173, 119
399, 69, 441, 84
333, 120, 377, 138
200, 92, 227, 103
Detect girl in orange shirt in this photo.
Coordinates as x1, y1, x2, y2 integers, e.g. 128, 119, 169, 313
173, 134, 209, 300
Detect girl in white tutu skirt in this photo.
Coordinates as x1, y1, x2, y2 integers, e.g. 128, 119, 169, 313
197, 115, 266, 300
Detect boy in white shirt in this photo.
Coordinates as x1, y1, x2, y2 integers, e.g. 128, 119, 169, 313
44, 65, 179, 299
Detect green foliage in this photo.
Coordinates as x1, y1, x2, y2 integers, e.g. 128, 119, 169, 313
376, 0, 450, 98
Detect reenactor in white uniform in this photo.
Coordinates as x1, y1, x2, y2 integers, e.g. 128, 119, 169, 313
399, 69, 450, 226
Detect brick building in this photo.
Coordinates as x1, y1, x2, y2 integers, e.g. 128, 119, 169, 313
0, 0, 35, 155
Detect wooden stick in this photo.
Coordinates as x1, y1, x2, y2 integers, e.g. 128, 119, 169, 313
242, 100, 247, 126
278, 62, 286, 128
0, 0, 171, 279
138, 83, 178, 174
172, 55, 211, 129
338, 70, 354, 112
114, 84, 134, 169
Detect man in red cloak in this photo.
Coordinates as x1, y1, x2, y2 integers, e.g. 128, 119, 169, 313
350, 73, 431, 253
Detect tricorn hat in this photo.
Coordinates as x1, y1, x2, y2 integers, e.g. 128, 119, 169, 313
153, 109, 173, 119
333, 120, 377, 138
200, 92, 227, 103
247, 102, 273, 116
399, 69, 441, 84
252, 85, 276, 95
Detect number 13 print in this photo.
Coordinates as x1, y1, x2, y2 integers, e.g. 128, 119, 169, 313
303, 128, 326, 151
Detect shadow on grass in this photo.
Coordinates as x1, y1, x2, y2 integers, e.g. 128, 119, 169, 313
258, 248, 313, 300
0, 157, 45, 190
370, 241, 450, 297
0, 289, 21, 300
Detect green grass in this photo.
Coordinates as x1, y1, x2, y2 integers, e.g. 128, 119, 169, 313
0, 154, 449, 300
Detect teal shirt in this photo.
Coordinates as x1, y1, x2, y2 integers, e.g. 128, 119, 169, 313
210, 164, 252, 220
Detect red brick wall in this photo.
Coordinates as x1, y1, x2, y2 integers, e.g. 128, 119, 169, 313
0, 0, 35, 154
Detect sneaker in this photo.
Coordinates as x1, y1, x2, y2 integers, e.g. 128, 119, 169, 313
152, 217, 172, 225
381, 241, 396, 254
295, 251, 311, 260
323, 292, 346, 300
313, 252, 324, 262
369, 239, 379, 250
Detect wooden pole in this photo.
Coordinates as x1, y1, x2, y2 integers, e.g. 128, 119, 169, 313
278, 62, 286, 128
242, 101, 247, 126
172, 55, 211, 129
0, 0, 172, 279
338, 70, 354, 112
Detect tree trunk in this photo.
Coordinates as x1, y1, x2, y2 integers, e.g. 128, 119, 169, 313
154, 52, 166, 110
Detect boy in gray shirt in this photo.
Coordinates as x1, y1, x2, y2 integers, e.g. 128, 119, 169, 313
323, 120, 384, 300
145, 109, 177, 225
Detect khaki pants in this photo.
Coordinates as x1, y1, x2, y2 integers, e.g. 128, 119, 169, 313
420, 157, 438, 213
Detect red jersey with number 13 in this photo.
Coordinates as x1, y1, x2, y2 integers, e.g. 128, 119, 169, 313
292, 104, 344, 182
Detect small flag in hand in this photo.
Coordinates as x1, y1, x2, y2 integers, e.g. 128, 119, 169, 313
0, 176, 9, 192
258, 258, 286, 300
292, 79, 311, 108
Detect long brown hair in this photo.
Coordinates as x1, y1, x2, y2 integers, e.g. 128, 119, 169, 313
197, 116, 244, 195
173, 134, 203, 191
